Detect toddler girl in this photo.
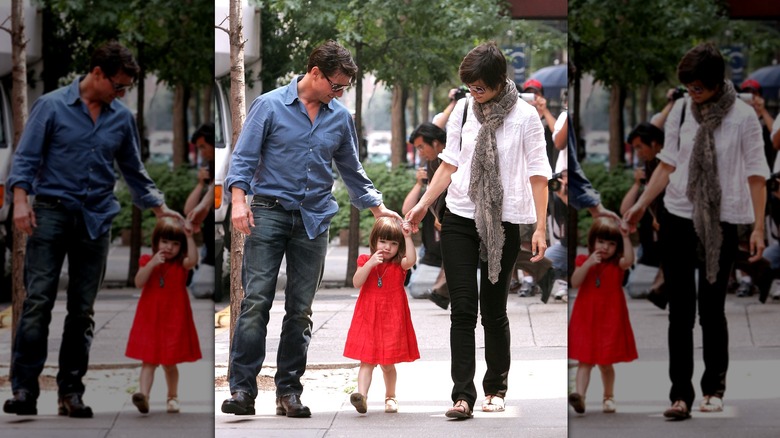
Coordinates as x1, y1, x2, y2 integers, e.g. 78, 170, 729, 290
126, 217, 202, 414
568, 217, 637, 414
344, 217, 420, 414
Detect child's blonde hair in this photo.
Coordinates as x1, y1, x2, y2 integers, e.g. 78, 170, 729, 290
587, 217, 623, 263
368, 217, 405, 264
151, 217, 187, 263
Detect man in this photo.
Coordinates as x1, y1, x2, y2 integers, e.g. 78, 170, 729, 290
4, 41, 183, 418
185, 123, 216, 298
221, 40, 399, 418
620, 122, 668, 308
403, 122, 449, 309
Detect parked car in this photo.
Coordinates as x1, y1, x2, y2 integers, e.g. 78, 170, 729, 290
213, 79, 232, 301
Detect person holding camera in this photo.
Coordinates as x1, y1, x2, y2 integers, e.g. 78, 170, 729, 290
405, 41, 551, 419
403, 122, 450, 309
624, 42, 768, 420
620, 122, 668, 308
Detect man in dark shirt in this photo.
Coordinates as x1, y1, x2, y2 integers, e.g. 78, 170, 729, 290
4, 41, 182, 418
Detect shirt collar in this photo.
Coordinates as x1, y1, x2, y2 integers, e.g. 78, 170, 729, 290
283, 74, 334, 110
65, 75, 117, 112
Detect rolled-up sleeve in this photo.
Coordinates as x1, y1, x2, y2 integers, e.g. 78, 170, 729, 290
741, 112, 770, 178
225, 97, 269, 194
7, 98, 50, 192
523, 114, 552, 179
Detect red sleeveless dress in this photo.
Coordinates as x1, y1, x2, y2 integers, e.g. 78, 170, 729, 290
343, 254, 420, 365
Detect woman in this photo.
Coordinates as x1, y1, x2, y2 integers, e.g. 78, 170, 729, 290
405, 41, 551, 419
624, 42, 768, 420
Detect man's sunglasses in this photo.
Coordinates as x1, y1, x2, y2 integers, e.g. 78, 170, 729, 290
320, 69, 351, 92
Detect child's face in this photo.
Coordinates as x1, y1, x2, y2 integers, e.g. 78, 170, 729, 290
594, 238, 617, 260
375, 238, 400, 261
158, 237, 182, 259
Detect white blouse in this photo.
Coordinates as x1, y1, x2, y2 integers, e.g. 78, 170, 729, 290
440, 96, 552, 224
658, 97, 770, 224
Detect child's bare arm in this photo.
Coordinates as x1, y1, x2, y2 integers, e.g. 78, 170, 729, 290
401, 221, 416, 270
618, 228, 634, 270
182, 223, 199, 270
135, 253, 163, 288
353, 251, 383, 288
570, 252, 600, 288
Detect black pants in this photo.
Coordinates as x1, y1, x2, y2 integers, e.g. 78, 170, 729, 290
661, 213, 737, 408
440, 211, 520, 409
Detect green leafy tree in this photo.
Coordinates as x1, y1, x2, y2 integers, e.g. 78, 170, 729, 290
570, 0, 727, 168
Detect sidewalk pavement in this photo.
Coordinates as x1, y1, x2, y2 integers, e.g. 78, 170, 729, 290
214, 244, 569, 438
568, 263, 780, 438
0, 243, 215, 438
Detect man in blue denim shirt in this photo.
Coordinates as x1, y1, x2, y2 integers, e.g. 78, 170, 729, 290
221, 40, 400, 418
4, 41, 182, 418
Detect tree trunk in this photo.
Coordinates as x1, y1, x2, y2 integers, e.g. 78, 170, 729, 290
346, 42, 365, 285
128, 46, 147, 286
202, 82, 213, 127
420, 84, 431, 126
638, 83, 649, 125
172, 84, 189, 169
228, 0, 247, 351
390, 83, 408, 169
608, 84, 626, 170
10, 0, 28, 369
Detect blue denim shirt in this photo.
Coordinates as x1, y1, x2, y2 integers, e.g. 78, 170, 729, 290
7, 77, 164, 239
226, 75, 382, 239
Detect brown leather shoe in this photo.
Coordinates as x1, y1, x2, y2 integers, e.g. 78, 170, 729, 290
276, 394, 311, 417
3, 390, 37, 416
58, 393, 93, 418
221, 391, 255, 415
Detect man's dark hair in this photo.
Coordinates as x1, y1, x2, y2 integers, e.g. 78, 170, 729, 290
677, 42, 725, 90
627, 122, 664, 147
307, 40, 357, 80
459, 41, 507, 91
90, 41, 140, 80
191, 122, 215, 146
409, 122, 446, 146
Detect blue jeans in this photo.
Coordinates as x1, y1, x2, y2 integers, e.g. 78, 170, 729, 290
439, 210, 520, 408
12, 199, 109, 398
228, 197, 327, 398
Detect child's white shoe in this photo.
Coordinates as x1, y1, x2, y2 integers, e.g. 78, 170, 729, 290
167, 397, 180, 413
603, 397, 616, 413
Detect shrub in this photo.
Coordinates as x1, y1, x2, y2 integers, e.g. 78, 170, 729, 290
330, 163, 415, 246
112, 163, 197, 246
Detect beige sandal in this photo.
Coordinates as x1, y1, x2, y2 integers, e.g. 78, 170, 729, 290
384, 397, 398, 413
166, 397, 180, 413
602, 396, 616, 413
481, 394, 505, 412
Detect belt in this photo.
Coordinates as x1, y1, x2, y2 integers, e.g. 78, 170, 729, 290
35, 195, 63, 203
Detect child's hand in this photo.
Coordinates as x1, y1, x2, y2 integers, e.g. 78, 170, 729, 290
184, 219, 198, 235
401, 220, 412, 236
368, 250, 384, 267
150, 251, 166, 267
586, 251, 603, 266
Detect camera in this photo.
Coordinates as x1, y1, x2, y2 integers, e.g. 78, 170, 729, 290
548, 172, 564, 191
670, 87, 686, 101
520, 92, 536, 103
453, 85, 469, 101
768, 172, 780, 192
738, 92, 754, 103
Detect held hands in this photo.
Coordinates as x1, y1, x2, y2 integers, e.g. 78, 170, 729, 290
404, 203, 426, 234
622, 203, 645, 233
401, 220, 412, 237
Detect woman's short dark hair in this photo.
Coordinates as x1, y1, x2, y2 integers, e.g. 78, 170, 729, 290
90, 41, 140, 80
307, 40, 358, 80
627, 122, 664, 147
458, 41, 507, 91
409, 122, 446, 146
677, 42, 725, 90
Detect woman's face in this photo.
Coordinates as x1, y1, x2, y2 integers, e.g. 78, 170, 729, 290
466, 80, 502, 104
684, 80, 719, 104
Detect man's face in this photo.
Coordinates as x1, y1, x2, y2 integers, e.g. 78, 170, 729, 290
97, 67, 133, 104
413, 137, 440, 162
196, 137, 214, 161
631, 137, 659, 162
316, 67, 351, 103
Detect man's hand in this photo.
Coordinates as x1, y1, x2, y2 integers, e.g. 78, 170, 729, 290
231, 201, 254, 235
369, 203, 402, 222
13, 198, 36, 236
